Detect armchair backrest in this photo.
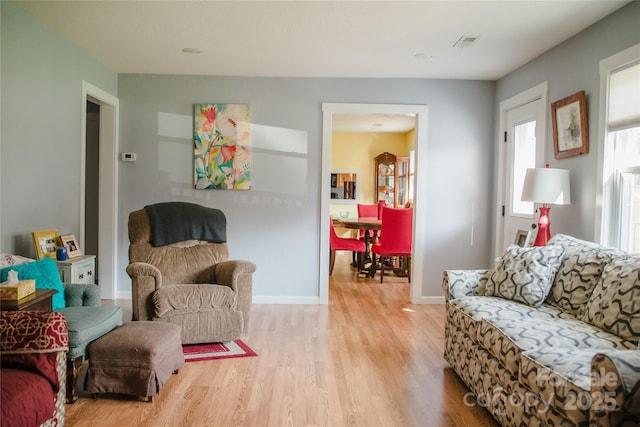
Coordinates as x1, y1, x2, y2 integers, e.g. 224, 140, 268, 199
128, 208, 229, 285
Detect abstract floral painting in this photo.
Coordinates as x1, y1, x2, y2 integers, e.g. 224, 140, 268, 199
194, 103, 251, 190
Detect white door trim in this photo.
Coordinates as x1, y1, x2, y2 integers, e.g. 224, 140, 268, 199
495, 81, 548, 259
81, 81, 119, 300
320, 103, 428, 304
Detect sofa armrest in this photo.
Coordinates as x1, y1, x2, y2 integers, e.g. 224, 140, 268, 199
1, 311, 68, 425
0, 311, 69, 354
126, 262, 163, 321
442, 269, 492, 300
590, 350, 640, 427
215, 260, 256, 333
64, 283, 101, 307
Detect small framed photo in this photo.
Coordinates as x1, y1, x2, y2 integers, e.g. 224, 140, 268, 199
551, 90, 589, 159
32, 229, 60, 260
60, 234, 82, 258
514, 229, 532, 247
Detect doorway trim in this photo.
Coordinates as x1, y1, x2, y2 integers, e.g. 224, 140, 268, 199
320, 103, 428, 304
495, 81, 548, 259
81, 81, 119, 300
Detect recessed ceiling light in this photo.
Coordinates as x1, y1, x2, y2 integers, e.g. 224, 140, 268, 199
414, 52, 433, 60
181, 48, 202, 54
372, 123, 383, 127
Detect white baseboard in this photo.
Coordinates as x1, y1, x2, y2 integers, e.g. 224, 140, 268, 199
110, 293, 442, 305
412, 295, 445, 304
116, 291, 132, 300
252, 295, 321, 304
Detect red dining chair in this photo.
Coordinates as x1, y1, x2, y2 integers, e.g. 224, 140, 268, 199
353, 203, 379, 264
330, 218, 366, 275
370, 206, 413, 283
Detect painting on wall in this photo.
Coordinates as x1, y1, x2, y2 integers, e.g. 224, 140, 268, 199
551, 91, 589, 159
194, 103, 251, 190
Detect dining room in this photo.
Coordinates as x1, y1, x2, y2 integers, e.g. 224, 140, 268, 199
329, 113, 417, 283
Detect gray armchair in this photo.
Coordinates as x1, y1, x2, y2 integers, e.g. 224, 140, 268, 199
126, 204, 255, 344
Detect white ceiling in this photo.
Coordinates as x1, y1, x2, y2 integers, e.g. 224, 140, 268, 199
12, 0, 629, 132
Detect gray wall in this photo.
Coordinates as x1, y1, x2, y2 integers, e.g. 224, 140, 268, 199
117, 76, 495, 299
7, 0, 636, 301
0, 2, 118, 252
495, 1, 640, 247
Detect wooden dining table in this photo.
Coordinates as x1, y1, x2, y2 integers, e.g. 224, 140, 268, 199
334, 216, 381, 276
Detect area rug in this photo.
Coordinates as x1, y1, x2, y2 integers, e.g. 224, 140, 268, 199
182, 340, 257, 362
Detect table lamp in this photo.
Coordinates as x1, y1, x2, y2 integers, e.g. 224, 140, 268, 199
521, 167, 571, 246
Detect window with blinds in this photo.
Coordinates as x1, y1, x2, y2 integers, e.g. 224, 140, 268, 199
600, 46, 640, 252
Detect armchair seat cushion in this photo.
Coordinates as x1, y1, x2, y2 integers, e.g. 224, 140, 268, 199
153, 284, 237, 318
58, 305, 123, 358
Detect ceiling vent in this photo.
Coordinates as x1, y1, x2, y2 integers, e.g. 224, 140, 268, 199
454, 35, 479, 49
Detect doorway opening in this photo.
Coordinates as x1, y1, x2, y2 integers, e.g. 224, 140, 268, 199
320, 103, 428, 304
85, 100, 100, 276
81, 81, 119, 300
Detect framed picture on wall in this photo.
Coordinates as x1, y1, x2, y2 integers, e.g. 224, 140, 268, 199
551, 90, 589, 159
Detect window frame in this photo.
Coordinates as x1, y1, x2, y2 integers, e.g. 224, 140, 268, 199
596, 44, 640, 248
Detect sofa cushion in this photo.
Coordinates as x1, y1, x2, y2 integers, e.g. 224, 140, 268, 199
478, 316, 635, 377
520, 347, 600, 425
0, 258, 65, 309
447, 296, 571, 341
0, 368, 56, 426
545, 234, 623, 318
153, 284, 237, 318
485, 245, 565, 306
582, 256, 640, 344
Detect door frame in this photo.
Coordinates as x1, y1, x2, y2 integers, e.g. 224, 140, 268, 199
320, 103, 428, 304
81, 81, 119, 300
495, 81, 548, 258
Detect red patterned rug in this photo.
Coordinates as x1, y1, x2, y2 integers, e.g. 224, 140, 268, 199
182, 340, 257, 362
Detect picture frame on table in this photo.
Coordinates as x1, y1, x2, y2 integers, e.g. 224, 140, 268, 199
60, 234, 82, 258
514, 229, 532, 247
32, 229, 60, 260
551, 90, 589, 159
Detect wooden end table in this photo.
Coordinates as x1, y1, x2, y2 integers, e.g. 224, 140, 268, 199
0, 289, 56, 312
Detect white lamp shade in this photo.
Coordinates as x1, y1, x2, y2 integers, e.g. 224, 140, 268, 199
521, 168, 571, 205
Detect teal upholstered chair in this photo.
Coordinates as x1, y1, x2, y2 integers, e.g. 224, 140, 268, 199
58, 283, 122, 403
0, 255, 122, 403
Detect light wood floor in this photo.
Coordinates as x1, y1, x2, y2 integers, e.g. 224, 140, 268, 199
65, 253, 498, 427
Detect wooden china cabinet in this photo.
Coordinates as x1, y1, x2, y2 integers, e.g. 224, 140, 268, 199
374, 152, 409, 208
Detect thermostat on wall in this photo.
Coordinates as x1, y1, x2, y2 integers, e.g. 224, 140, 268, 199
121, 152, 137, 162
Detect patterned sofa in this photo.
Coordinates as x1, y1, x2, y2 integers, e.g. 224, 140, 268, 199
443, 234, 640, 427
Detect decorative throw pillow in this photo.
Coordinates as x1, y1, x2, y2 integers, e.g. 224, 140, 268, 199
545, 234, 620, 317
0, 253, 34, 269
0, 258, 65, 309
485, 244, 565, 306
582, 256, 640, 344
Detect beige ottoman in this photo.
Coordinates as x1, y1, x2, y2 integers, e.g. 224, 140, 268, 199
85, 321, 184, 401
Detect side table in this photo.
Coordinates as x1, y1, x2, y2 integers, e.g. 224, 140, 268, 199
56, 255, 96, 285
0, 289, 56, 311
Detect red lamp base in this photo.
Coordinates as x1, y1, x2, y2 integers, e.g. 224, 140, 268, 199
533, 206, 551, 246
